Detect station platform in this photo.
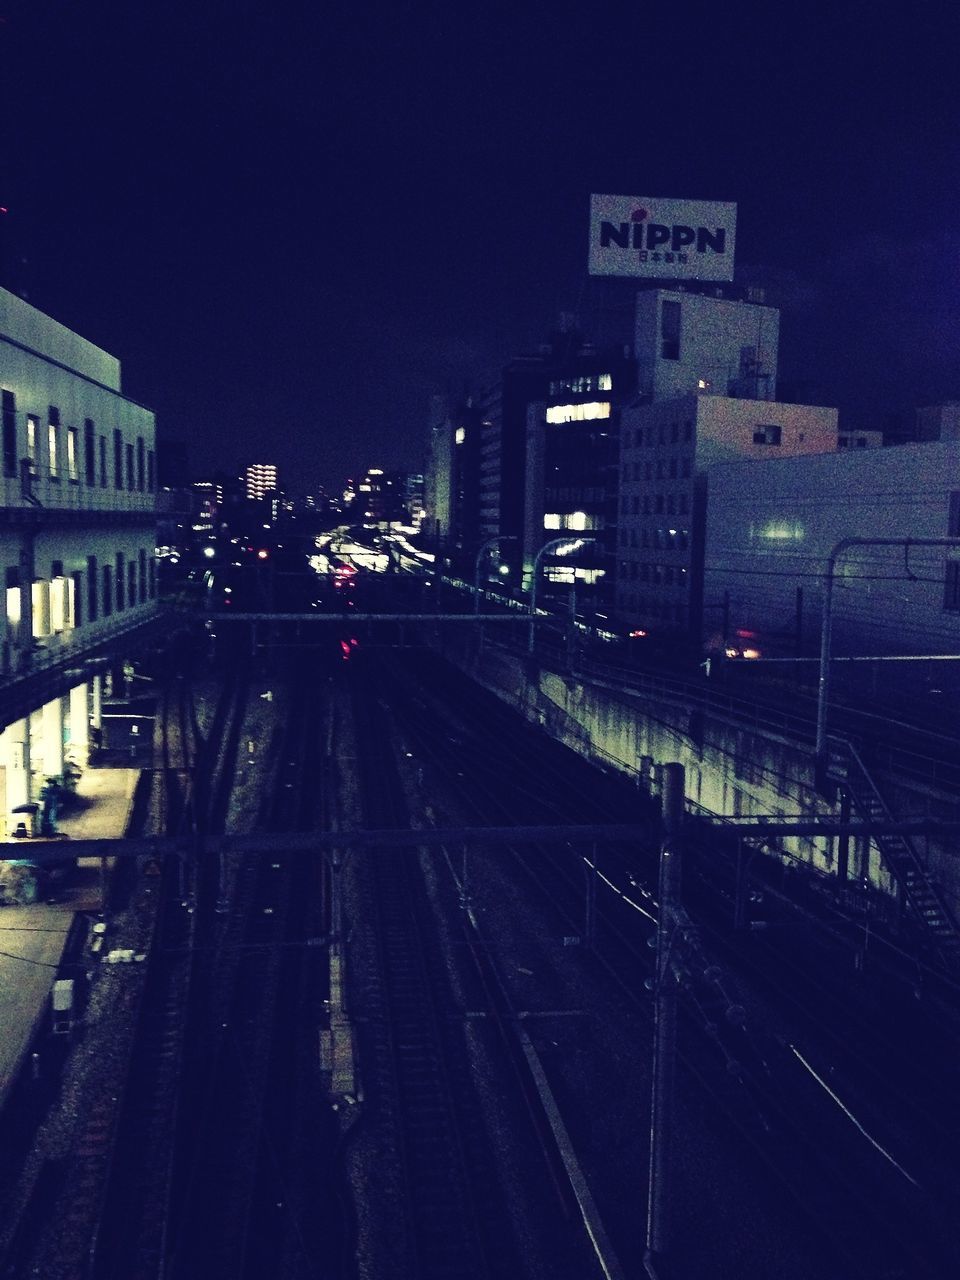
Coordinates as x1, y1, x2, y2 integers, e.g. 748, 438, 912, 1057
0, 766, 140, 1106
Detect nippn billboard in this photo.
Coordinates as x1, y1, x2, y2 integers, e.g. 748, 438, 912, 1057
588, 195, 736, 281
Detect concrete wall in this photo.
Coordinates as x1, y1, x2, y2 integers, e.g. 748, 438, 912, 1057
634, 290, 779, 402
438, 632, 960, 922
0, 287, 120, 390
703, 439, 960, 657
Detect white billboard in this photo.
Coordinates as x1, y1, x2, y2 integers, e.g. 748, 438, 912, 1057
588, 195, 736, 281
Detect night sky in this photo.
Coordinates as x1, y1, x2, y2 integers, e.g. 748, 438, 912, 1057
2, 0, 959, 493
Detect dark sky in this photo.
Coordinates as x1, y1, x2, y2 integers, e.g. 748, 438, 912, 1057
2, 0, 960, 493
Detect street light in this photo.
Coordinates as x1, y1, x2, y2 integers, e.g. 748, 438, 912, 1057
528, 536, 596, 654
473, 535, 517, 613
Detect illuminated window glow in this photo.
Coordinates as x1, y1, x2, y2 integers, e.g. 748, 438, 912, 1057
50, 575, 65, 632
545, 402, 612, 425
455, 427, 466, 445
543, 511, 596, 531
67, 426, 78, 481
48, 423, 58, 477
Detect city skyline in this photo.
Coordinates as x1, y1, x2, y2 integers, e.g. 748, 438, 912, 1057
2, 1, 959, 491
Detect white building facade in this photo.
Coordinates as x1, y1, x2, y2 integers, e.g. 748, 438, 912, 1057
0, 288, 159, 828
634, 286, 779, 403
616, 393, 839, 640
702, 439, 960, 659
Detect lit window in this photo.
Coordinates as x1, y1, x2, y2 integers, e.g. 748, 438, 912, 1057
753, 424, 782, 446
26, 415, 38, 468
50, 574, 65, 633
6, 584, 21, 627
543, 512, 596, 531
545, 402, 612, 425
48, 423, 59, 477
455, 427, 466, 445
67, 426, 78, 480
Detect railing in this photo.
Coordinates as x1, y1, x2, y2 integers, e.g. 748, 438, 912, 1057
829, 736, 960, 967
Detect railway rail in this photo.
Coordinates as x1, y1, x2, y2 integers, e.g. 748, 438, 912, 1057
368, 643, 960, 1278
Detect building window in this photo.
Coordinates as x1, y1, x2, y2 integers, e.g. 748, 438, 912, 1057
139, 550, 147, 603
67, 426, 79, 481
753, 424, 782, 446
128, 559, 136, 605
87, 556, 98, 621
125, 442, 134, 490
26, 415, 38, 470
545, 402, 612, 425
945, 562, 960, 612
99, 435, 108, 486
114, 429, 123, 489
71, 571, 82, 628
136, 437, 145, 491
84, 419, 96, 484
102, 564, 112, 616
47, 408, 60, 478
661, 300, 681, 360
147, 450, 155, 492
48, 423, 59, 478
116, 553, 125, 610
2, 390, 16, 478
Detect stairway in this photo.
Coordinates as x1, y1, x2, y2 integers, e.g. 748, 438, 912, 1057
826, 734, 960, 971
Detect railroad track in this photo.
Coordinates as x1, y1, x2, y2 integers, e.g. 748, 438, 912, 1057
87, 666, 246, 1280
165, 652, 327, 1279
367, 643, 960, 1278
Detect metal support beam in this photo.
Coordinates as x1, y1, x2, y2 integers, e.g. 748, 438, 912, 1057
646, 762, 684, 1271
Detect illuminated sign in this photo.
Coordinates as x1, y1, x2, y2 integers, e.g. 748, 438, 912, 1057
588, 195, 736, 281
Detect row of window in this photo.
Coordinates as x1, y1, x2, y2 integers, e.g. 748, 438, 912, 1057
620, 526, 690, 551
4, 552, 156, 633
618, 592, 688, 625
0, 393, 155, 493
548, 373, 613, 396
619, 561, 689, 588
625, 455, 693, 482
623, 419, 694, 450
621, 492, 690, 517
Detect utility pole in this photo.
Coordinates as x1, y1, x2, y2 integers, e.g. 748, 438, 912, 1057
645, 762, 684, 1277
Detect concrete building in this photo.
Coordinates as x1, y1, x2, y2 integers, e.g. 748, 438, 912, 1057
0, 287, 160, 830
522, 350, 635, 612
633, 283, 778, 403
702, 438, 960, 659
616, 394, 839, 642
837, 428, 883, 450
915, 401, 960, 442
467, 325, 634, 595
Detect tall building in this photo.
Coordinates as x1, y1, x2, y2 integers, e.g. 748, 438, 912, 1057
469, 320, 635, 594
0, 288, 160, 825
245, 462, 278, 502
522, 350, 635, 612
615, 286, 837, 643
